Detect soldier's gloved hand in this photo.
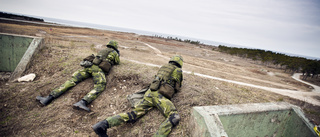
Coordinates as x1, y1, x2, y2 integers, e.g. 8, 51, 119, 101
83, 54, 95, 62
80, 60, 93, 68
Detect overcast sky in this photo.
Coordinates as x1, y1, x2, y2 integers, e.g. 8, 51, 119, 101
1, 0, 320, 58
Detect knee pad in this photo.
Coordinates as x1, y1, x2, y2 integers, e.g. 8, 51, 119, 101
169, 113, 180, 127
127, 111, 137, 123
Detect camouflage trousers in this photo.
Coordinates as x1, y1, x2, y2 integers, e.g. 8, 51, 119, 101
106, 89, 180, 137
50, 65, 107, 103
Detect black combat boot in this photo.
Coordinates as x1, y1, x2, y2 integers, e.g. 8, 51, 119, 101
73, 99, 90, 112
36, 95, 54, 106
92, 120, 109, 137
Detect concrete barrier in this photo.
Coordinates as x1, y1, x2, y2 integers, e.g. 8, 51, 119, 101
0, 33, 43, 82
190, 102, 317, 137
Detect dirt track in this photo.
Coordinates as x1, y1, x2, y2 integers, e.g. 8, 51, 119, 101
0, 21, 320, 136
292, 73, 320, 93
139, 42, 320, 106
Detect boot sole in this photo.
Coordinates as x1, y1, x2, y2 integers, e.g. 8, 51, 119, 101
72, 105, 91, 112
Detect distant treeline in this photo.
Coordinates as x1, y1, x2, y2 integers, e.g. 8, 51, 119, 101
0, 12, 44, 22
218, 45, 320, 79
153, 35, 202, 45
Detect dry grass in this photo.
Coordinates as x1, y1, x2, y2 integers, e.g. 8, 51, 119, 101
0, 21, 319, 137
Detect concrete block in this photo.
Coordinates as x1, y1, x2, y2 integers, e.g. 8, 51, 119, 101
0, 33, 43, 82
189, 102, 317, 137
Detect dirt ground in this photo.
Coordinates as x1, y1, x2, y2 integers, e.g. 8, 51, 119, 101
0, 20, 320, 137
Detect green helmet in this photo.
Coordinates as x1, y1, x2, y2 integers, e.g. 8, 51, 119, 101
169, 55, 183, 68
106, 40, 118, 50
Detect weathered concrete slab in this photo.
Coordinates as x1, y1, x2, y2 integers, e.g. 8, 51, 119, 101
0, 33, 43, 82
0, 33, 33, 71
189, 102, 317, 137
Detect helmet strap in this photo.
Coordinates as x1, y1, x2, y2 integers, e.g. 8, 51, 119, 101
169, 61, 181, 68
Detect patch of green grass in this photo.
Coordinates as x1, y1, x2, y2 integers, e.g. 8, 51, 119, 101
62, 69, 72, 75
1, 116, 12, 125
56, 44, 67, 48
41, 132, 47, 136
90, 44, 96, 52
40, 45, 49, 52
305, 109, 320, 116
70, 41, 75, 49
240, 87, 250, 93
58, 57, 65, 62
33, 113, 40, 117
48, 62, 55, 69
59, 61, 73, 68
23, 105, 29, 110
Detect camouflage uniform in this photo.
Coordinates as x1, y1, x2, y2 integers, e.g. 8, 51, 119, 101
105, 63, 183, 136
50, 49, 120, 103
